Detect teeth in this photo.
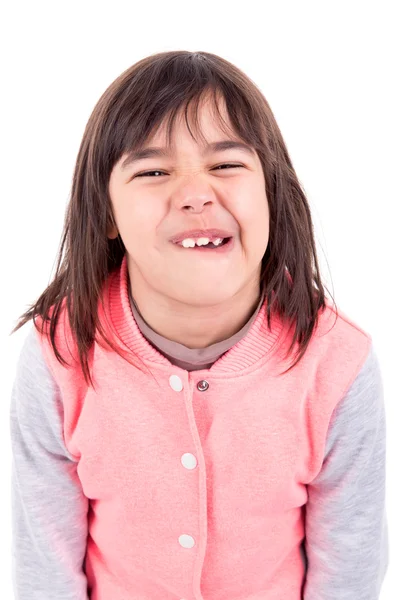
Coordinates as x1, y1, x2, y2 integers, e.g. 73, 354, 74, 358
180, 237, 224, 248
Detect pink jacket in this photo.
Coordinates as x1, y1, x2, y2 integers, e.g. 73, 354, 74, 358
34, 255, 374, 600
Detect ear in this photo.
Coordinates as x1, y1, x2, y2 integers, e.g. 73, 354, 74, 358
107, 224, 119, 239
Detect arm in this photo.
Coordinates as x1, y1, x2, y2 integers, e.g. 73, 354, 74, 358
10, 325, 90, 600
302, 341, 389, 600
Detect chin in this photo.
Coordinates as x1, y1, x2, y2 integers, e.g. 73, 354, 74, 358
171, 285, 239, 307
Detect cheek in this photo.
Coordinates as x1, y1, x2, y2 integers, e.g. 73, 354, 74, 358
247, 213, 269, 259
233, 187, 269, 243
116, 194, 164, 241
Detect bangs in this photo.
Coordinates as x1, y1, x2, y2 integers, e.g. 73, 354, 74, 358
152, 87, 242, 151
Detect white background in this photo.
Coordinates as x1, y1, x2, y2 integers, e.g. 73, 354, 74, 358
1, 1, 398, 598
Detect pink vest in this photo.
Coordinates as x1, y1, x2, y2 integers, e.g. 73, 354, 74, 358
36, 255, 372, 600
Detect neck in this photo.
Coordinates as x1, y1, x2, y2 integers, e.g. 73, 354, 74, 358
128, 266, 263, 349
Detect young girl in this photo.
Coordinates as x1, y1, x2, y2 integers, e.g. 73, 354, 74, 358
10, 50, 388, 600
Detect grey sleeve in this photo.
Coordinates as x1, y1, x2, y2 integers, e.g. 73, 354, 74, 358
10, 324, 90, 600
302, 342, 389, 600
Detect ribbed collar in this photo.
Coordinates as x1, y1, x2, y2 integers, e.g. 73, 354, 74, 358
105, 254, 286, 374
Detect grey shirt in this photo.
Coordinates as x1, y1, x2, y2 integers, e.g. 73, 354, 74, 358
9, 291, 389, 599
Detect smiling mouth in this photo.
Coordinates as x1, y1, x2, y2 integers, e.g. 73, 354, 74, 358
179, 237, 230, 248
171, 236, 234, 253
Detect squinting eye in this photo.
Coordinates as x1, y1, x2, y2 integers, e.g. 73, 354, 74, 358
134, 164, 243, 178
213, 164, 243, 171
135, 170, 165, 178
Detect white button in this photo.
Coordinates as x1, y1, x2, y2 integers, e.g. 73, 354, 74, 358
179, 534, 195, 548
169, 374, 183, 392
181, 453, 197, 470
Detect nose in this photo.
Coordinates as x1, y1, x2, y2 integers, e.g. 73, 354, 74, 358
181, 197, 213, 213
173, 176, 215, 213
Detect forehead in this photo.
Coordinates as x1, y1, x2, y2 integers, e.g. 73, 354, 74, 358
119, 139, 257, 172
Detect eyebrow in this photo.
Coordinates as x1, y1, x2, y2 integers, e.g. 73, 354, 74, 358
121, 140, 256, 171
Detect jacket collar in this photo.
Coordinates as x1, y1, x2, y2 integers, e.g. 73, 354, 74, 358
104, 253, 286, 374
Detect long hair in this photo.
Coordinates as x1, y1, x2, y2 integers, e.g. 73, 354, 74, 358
11, 50, 336, 387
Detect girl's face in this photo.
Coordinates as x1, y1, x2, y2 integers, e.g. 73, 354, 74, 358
108, 96, 269, 307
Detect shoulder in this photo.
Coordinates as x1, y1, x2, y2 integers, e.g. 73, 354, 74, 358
306, 299, 374, 395
315, 298, 372, 347
14, 322, 56, 384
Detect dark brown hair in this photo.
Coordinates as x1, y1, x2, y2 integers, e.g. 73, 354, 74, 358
11, 50, 336, 387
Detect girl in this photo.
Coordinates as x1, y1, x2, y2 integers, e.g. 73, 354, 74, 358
10, 50, 388, 600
